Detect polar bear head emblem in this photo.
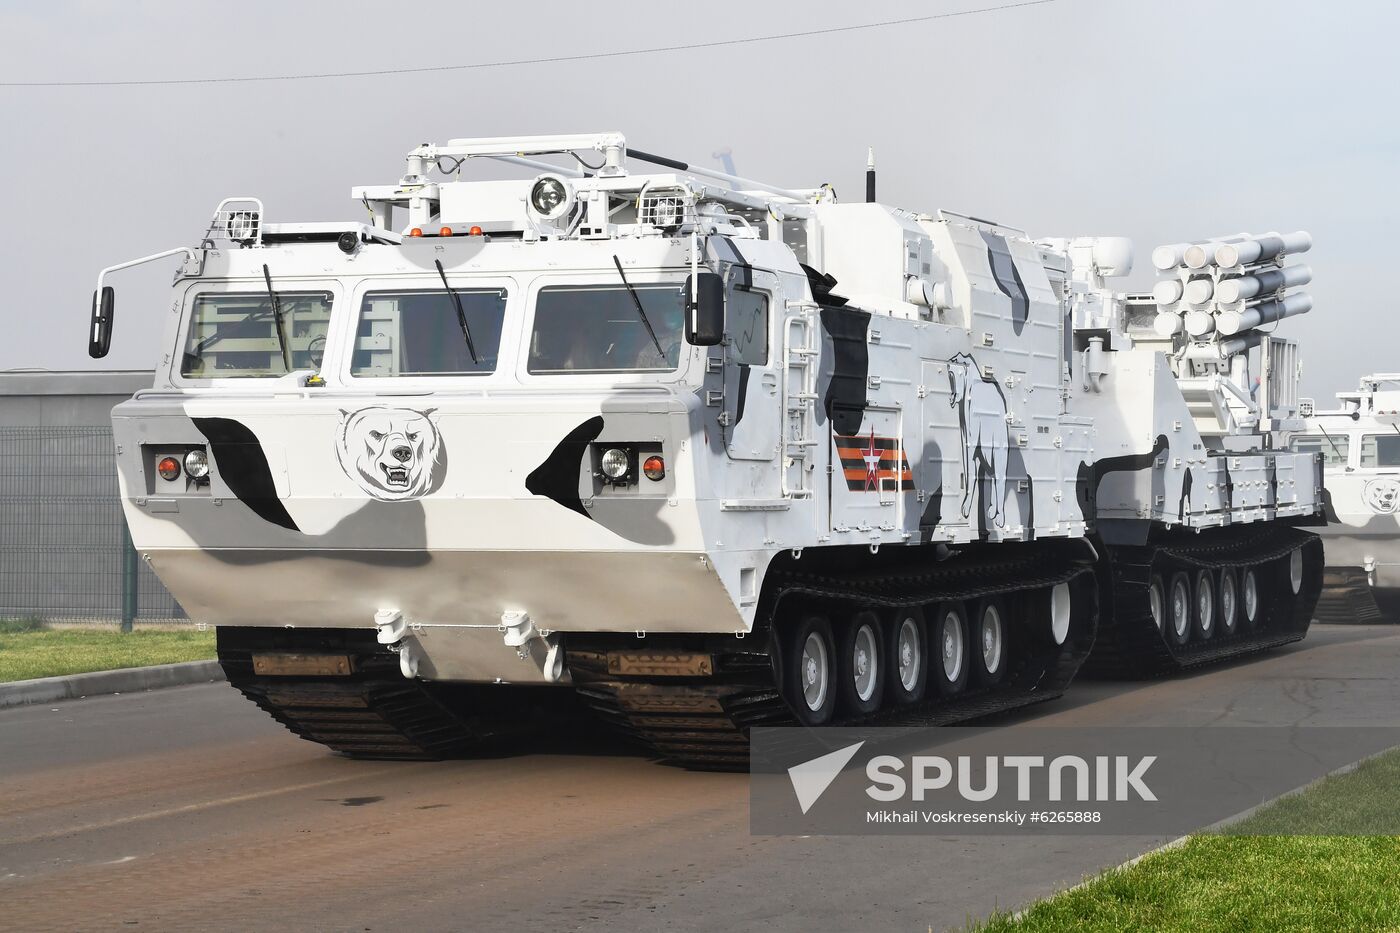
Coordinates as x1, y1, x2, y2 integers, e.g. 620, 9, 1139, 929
335, 406, 445, 500
1364, 479, 1399, 515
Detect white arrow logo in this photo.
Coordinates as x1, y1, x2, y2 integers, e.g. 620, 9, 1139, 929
787, 741, 865, 814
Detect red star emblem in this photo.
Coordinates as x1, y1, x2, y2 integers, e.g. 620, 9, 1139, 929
861, 428, 883, 491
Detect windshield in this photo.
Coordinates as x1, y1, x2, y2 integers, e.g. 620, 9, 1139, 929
181, 291, 332, 378
351, 288, 507, 377
528, 283, 685, 374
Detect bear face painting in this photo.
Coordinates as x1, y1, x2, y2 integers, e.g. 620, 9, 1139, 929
335, 406, 445, 501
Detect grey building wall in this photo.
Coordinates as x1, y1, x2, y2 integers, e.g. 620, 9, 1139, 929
0, 371, 185, 622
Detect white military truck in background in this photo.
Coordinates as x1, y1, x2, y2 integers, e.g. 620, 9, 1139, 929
88, 132, 1323, 768
1298, 374, 1400, 622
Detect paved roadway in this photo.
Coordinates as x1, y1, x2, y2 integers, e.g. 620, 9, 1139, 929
3, 624, 1400, 932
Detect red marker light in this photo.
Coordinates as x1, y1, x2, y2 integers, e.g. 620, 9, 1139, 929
643, 455, 666, 481
157, 456, 181, 481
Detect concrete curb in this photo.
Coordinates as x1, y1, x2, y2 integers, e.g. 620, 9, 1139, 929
0, 660, 226, 709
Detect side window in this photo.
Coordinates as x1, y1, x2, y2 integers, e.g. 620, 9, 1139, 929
1294, 435, 1349, 467
351, 289, 506, 377
1360, 434, 1400, 469
728, 287, 769, 365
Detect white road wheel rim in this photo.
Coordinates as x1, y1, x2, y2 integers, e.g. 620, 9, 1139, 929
1289, 549, 1303, 594
1149, 581, 1165, 631
1050, 583, 1071, 646
1172, 579, 1190, 639
896, 618, 921, 692
801, 631, 830, 712
1243, 569, 1259, 622
941, 612, 964, 682
981, 605, 1004, 674
1220, 573, 1238, 633
1197, 573, 1214, 636
853, 624, 879, 702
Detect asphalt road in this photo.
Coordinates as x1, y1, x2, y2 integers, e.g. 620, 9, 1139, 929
3, 623, 1400, 932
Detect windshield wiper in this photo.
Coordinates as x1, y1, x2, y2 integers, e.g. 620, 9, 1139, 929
612, 255, 665, 359
1317, 423, 1343, 463
434, 259, 479, 364
262, 264, 293, 372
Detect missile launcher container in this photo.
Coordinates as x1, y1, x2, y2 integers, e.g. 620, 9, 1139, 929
1298, 375, 1400, 622
88, 133, 1323, 767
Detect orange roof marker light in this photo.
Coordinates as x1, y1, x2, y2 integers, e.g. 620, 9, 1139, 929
408, 227, 424, 237
439, 227, 453, 237
469, 225, 483, 236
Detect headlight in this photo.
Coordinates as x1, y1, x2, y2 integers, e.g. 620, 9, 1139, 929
600, 447, 630, 480
184, 448, 210, 480
156, 456, 181, 481
529, 175, 572, 219
643, 455, 666, 481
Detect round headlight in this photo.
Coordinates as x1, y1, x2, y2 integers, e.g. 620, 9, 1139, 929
529, 175, 572, 219
184, 448, 210, 480
225, 210, 258, 242
600, 447, 630, 480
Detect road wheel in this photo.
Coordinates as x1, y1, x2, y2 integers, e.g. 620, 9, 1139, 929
837, 611, 884, 716
782, 614, 836, 725
932, 602, 970, 696
1193, 569, 1216, 641
1288, 548, 1304, 596
1218, 568, 1240, 637
972, 597, 1008, 687
1241, 566, 1262, 630
1167, 571, 1192, 647
1049, 583, 1072, 647
1148, 574, 1167, 632
884, 607, 928, 706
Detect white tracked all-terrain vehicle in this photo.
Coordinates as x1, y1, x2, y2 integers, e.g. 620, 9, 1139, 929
89, 133, 1324, 768
1297, 374, 1400, 622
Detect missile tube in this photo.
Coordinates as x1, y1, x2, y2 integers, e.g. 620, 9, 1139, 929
1153, 279, 1183, 306
1216, 292, 1314, 335
1215, 264, 1313, 304
1214, 231, 1312, 268
1184, 309, 1215, 337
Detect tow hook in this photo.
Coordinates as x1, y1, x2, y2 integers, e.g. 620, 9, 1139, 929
500, 610, 566, 682
375, 608, 419, 679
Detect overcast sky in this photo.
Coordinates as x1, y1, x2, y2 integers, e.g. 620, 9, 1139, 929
1, 0, 1395, 400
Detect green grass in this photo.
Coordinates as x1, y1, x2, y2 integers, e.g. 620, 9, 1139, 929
0, 626, 216, 682
974, 749, 1400, 933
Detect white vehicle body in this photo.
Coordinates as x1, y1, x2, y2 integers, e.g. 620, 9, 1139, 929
90, 132, 1324, 763
1299, 375, 1400, 619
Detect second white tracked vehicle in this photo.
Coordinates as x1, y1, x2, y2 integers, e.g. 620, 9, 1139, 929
1298, 375, 1400, 622
89, 133, 1324, 767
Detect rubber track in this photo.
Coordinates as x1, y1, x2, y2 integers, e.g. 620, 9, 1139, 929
568, 543, 1100, 771
218, 628, 487, 760
1084, 527, 1324, 679
1315, 568, 1391, 624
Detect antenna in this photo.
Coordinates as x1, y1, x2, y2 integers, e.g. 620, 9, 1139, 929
866, 147, 876, 203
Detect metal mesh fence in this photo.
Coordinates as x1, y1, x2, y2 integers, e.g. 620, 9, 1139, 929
0, 426, 185, 623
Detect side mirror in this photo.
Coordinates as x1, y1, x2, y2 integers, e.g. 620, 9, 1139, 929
684, 272, 724, 346
89, 286, 115, 359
